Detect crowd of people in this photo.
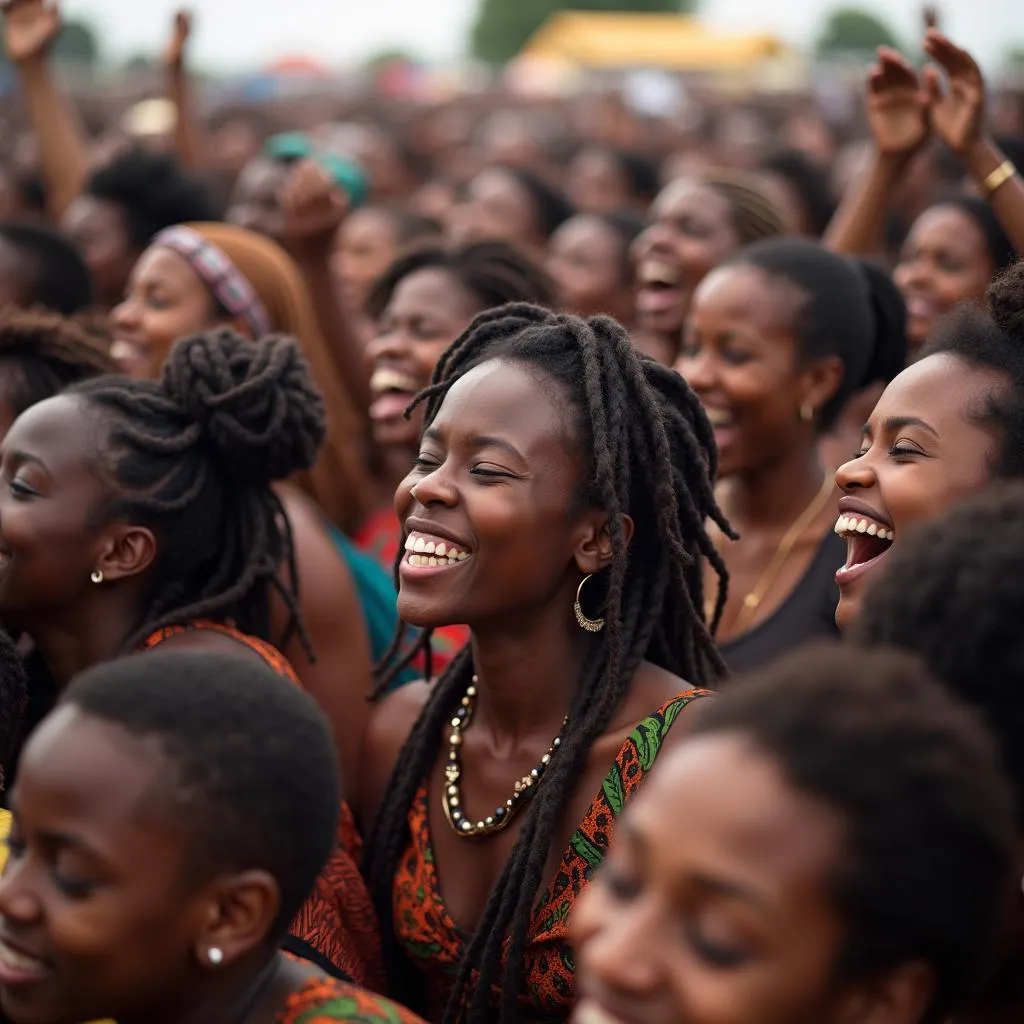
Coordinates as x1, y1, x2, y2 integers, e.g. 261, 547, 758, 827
0, 1, 1021, 1022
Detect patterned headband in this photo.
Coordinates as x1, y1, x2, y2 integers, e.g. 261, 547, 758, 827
153, 226, 272, 340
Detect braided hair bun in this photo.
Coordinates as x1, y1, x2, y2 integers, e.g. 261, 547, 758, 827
160, 328, 326, 485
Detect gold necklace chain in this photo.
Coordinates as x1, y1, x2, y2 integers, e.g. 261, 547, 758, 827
441, 675, 568, 841
713, 472, 835, 635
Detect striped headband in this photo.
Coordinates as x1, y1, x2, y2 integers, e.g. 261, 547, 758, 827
153, 226, 272, 340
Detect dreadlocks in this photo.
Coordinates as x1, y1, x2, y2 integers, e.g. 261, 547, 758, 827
67, 327, 325, 654
365, 303, 732, 1023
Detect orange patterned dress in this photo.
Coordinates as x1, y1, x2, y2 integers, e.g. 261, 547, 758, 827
276, 976, 425, 1024
142, 621, 383, 991
392, 689, 710, 1022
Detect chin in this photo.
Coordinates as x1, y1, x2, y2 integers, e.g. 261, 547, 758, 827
834, 591, 860, 633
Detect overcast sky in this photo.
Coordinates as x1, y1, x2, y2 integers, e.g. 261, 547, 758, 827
62, 0, 1019, 72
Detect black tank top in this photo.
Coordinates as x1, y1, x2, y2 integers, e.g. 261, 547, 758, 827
718, 531, 845, 676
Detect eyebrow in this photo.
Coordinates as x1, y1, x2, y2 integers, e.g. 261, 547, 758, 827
8, 451, 49, 472
422, 428, 526, 462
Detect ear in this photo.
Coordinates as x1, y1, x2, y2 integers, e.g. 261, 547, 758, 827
94, 525, 157, 583
798, 355, 845, 423
573, 510, 635, 576
834, 962, 936, 1024
192, 870, 280, 969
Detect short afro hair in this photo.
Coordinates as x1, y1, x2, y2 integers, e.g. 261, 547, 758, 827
693, 642, 1017, 1024
60, 649, 340, 937
852, 480, 1024, 827
921, 261, 1024, 477
0, 628, 28, 792
0, 221, 93, 315
87, 148, 217, 252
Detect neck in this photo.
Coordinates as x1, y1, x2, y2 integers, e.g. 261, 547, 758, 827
121, 952, 284, 1024
19, 595, 142, 687
468, 595, 596, 742
719, 443, 827, 530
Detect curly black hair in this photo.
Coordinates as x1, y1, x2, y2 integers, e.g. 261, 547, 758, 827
0, 221, 93, 315
920, 261, 1024, 477
365, 304, 732, 1022
695, 641, 1017, 1024
87, 148, 216, 253
68, 327, 325, 654
60, 649, 339, 936
851, 480, 1024, 827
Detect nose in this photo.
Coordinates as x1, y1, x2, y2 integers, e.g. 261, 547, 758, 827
836, 450, 874, 492
579, 898, 665, 998
365, 326, 412, 368
895, 256, 930, 292
409, 459, 459, 509
111, 294, 140, 331
675, 346, 716, 395
633, 223, 670, 262
0, 851, 42, 929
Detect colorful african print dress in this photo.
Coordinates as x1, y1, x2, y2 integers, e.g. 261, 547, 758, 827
143, 621, 384, 991
277, 977, 426, 1024
393, 688, 710, 1022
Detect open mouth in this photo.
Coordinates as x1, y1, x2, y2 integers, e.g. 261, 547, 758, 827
834, 513, 895, 583
636, 259, 685, 314
703, 407, 735, 429
0, 936, 50, 985
369, 367, 421, 422
401, 531, 473, 571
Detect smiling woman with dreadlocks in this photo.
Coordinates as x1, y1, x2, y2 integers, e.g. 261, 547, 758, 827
359, 304, 731, 1024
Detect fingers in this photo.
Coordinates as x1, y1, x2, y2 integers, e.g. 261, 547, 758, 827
871, 47, 920, 90
923, 29, 978, 76
922, 63, 945, 104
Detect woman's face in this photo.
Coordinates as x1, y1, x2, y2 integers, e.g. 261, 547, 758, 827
833, 353, 1002, 630
447, 168, 541, 251
110, 246, 223, 379
61, 196, 134, 311
333, 208, 400, 314
226, 156, 290, 240
547, 215, 631, 322
0, 395, 113, 625
572, 734, 870, 1024
364, 268, 483, 453
893, 206, 995, 353
566, 148, 630, 215
633, 181, 741, 342
678, 265, 833, 479
393, 359, 592, 630
0, 706, 221, 1024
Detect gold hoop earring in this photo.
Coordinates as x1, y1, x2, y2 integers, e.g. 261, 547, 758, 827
574, 574, 605, 633
90, 570, 104, 584
800, 404, 814, 423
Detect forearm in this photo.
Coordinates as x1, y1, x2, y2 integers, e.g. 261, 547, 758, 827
965, 136, 1024, 258
825, 150, 912, 259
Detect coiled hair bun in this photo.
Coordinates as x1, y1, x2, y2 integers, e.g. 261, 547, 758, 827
161, 327, 326, 485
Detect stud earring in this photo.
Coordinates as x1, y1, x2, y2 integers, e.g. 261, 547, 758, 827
207, 947, 223, 966
90, 569, 104, 584
574, 574, 605, 633
800, 404, 814, 423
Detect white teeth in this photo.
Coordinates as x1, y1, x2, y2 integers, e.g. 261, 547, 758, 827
835, 516, 894, 542
424, 541, 436, 555
404, 535, 416, 552
428, 557, 438, 566
414, 537, 427, 553
435, 543, 447, 557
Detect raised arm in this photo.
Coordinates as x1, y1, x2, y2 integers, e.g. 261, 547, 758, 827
923, 30, 1024, 257
825, 47, 930, 257
2, 0, 89, 220
279, 159, 372, 417
164, 9, 209, 172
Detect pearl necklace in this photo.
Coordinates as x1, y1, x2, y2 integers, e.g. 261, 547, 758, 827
441, 675, 568, 840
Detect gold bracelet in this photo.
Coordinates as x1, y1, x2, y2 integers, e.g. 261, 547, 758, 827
982, 160, 1016, 197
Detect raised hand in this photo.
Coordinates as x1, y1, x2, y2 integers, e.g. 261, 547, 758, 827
923, 29, 985, 156
866, 46, 931, 159
279, 159, 350, 253
164, 9, 191, 70
1, 0, 60, 64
